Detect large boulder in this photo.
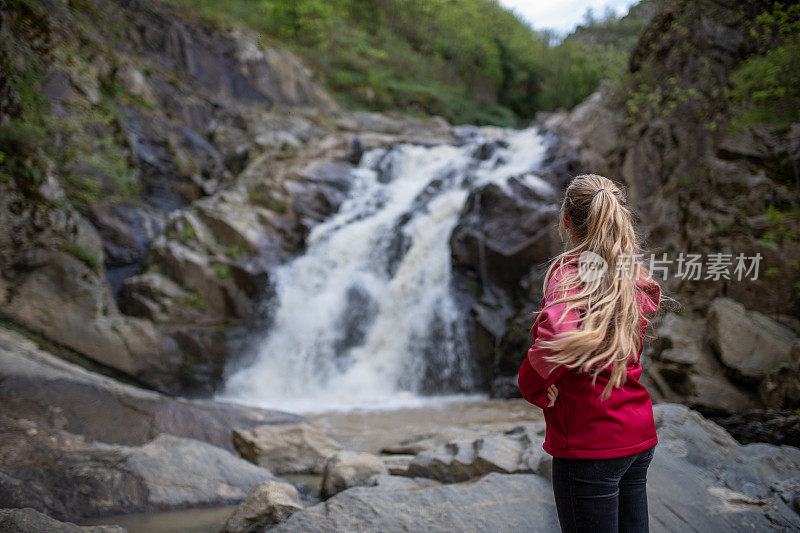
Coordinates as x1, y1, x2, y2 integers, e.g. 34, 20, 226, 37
450, 179, 559, 294
0, 416, 275, 521
650, 403, 800, 530
221, 481, 303, 533
0, 327, 302, 451
644, 312, 757, 415
0, 220, 183, 392
0, 508, 125, 533
273, 472, 560, 533
233, 423, 342, 475
125, 434, 276, 507
707, 298, 797, 382
320, 452, 388, 499
759, 341, 800, 409
405, 426, 548, 483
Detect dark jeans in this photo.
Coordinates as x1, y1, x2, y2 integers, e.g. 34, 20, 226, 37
551, 445, 655, 533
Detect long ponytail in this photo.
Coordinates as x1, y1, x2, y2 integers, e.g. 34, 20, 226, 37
535, 174, 660, 400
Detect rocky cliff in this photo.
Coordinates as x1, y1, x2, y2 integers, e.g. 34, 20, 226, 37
480, 0, 800, 422
0, 0, 453, 394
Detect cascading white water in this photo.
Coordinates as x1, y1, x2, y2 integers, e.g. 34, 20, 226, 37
217, 126, 552, 413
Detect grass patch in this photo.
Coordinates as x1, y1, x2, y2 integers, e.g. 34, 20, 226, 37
59, 242, 102, 271
177, 290, 208, 311
249, 190, 288, 213
213, 263, 232, 281
224, 243, 254, 260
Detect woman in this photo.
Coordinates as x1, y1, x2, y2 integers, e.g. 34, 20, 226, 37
518, 174, 665, 533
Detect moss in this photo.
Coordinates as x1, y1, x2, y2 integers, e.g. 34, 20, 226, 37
166, 220, 198, 245
213, 263, 232, 281
224, 243, 254, 259
177, 290, 207, 311
249, 190, 288, 214
59, 242, 101, 271
178, 222, 197, 244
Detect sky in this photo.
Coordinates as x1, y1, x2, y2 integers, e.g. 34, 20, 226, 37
497, 0, 638, 36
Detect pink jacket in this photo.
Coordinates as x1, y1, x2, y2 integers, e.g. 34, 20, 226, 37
518, 257, 661, 459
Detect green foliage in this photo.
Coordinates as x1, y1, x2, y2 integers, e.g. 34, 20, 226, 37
729, 3, 800, 128
1, 18, 137, 213
165, 0, 648, 124
178, 290, 208, 310
224, 243, 254, 260
213, 263, 232, 281
249, 190, 288, 213
59, 242, 102, 270
762, 205, 800, 243
177, 222, 197, 244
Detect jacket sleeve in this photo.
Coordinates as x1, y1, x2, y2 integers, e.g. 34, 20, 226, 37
518, 267, 583, 409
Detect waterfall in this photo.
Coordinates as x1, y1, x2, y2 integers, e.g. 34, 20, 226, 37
217, 126, 550, 412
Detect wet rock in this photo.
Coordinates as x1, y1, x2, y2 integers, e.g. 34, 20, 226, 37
127, 434, 275, 507
274, 404, 799, 532
289, 160, 353, 234
490, 375, 522, 399
0, 327, 302, 451
233, 423, 342, 475
221, 481, 302, 533
320, 452, 388, 499
450, 181, 559, 294
759, 342, 800, 409
0, 416, 275, 521
380, 428, 485, 456
713, 410, 800, 448
272, 472, 559, 533
708, 298, 797, 382
0, 508, 125, 532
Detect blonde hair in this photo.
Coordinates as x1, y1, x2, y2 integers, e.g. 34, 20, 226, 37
535, 174, 663, 400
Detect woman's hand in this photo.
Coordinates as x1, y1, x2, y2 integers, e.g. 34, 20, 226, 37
546, 384, 559, 408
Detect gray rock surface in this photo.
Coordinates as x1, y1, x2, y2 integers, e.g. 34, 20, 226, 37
320, 452, 389, 498
273, 472, 559, 533
407, 432, 538, 483
0, 327, 302, 451
233, 423, 341, 475
221, 481, 302, 533
126, 434, 275, 507
650, 403, 800, 531
707, 298, 797, 381
643, 311, 758, 416
266, 404, 799, 532
0, 508, 125, 533
0, 416, 275, 521
759, 341, 800, 409
0, 192, 182, 392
